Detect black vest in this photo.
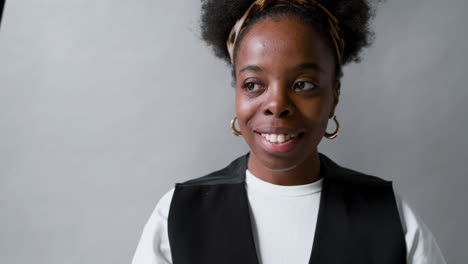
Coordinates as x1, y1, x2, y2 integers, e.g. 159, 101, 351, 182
168, 152, 406, 264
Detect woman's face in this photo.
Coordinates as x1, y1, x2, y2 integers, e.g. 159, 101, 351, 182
235, 15, 339, 171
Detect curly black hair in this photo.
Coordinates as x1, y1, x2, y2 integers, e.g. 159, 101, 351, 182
199, 0, 383, 80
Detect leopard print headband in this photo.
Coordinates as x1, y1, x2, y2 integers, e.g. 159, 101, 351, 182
226, 0, 345, 65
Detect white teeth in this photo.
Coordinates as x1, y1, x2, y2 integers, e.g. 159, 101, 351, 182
260, 133, 298, 144
277, 134, 285, 143
270, 134, 278, 143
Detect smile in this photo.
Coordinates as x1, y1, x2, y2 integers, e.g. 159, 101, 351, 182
259, 133, 299, 144
254, 131, 305, 154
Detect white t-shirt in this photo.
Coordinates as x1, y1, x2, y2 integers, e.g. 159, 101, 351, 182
132, 169, 447, 264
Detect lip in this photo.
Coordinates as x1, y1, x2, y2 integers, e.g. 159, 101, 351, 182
254, 131, 305, 154
254, 127, 305, 135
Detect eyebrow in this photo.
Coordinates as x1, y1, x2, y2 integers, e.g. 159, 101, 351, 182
238, 63, 324, 74
239, 65, 262, 73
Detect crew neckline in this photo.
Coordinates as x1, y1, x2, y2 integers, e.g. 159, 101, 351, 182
245, 169, 323, 197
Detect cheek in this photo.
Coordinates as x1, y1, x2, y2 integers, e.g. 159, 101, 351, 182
235, 92, 258, 130
298, 95, 333, 138
298, 96, 330, 120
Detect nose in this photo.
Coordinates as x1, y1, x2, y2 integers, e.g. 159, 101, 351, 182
262, 82, 295, 118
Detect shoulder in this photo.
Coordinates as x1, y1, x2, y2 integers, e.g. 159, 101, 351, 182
131, 188, 175, 264
318, 152, 392, 187
322, 153, 447, 262
139, 188, 175, 237
393, 190, 447, 263
155, 188, 175, 218
139, 187, 175, 234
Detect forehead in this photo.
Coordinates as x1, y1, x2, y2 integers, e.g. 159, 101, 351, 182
235, 16, 334, 73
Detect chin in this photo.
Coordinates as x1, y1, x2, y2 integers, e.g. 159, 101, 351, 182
256, 151, 311, 172
266, 163, 301, 172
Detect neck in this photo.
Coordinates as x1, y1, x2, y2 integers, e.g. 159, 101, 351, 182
247, 151, 321, 186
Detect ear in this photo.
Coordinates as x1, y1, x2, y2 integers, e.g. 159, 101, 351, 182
329, 79, 341, 119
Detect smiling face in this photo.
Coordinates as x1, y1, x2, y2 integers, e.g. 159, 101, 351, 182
235, 15, 340, 172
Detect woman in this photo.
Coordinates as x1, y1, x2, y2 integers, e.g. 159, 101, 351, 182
132, 0, 446, 263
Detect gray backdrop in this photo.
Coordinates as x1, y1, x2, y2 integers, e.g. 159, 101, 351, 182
1, 0, 466, 263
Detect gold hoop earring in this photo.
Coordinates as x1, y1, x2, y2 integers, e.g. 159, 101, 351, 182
324, 115, 340, 139
230, 116, 242, 136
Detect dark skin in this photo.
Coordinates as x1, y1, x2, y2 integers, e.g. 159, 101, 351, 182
234, 15, 340, 186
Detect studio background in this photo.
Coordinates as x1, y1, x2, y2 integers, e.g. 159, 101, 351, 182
1, 0, 466, 263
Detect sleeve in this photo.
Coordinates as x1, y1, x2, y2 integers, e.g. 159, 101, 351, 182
131, 188, 175, 264
393, 189, 447, 264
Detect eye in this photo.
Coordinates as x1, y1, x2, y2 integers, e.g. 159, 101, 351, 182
243, 81, 262, 92
294, 81, 317, 91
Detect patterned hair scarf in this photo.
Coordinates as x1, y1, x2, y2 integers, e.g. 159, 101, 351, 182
226, 0, 345, 65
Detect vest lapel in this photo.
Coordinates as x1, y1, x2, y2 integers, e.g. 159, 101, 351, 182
308, 169, 349, 263
309, 154, 407, 264
168, 154, 259, 264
